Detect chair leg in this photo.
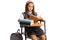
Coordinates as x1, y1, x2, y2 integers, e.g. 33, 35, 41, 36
25, 27, 27, 40
20, 27, 23, 34
25, 34, 27, 40
40, 21, 47, 40
44, 22, 47, 40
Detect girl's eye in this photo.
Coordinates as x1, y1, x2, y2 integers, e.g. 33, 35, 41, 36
29, 6, 33, 7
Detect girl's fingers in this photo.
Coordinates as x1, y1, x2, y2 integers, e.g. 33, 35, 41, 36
39, 17, 43, 19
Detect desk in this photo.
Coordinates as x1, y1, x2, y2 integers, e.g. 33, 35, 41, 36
19, 19, 44, 27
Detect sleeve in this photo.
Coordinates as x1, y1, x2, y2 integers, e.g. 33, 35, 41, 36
19, 12, 24, 20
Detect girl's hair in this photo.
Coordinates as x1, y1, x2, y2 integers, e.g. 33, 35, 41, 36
25, 1, 37, 16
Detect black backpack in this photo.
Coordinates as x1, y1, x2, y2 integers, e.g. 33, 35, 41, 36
10, 29, 23, 40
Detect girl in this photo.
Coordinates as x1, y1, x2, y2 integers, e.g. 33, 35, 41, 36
19, 1, 45, 40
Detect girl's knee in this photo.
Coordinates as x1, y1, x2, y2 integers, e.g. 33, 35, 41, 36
40, 35, 45, 39
30, 35, 37, 40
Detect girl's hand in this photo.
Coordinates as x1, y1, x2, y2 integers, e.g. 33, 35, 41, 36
38, 16, 45, 22
38, 16, 43, 20
18, 18, 20, 22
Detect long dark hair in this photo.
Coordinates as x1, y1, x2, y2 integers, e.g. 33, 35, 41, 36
25, 1, 37, 16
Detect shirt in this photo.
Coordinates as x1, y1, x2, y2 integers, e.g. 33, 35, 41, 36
19, 11, 33, 20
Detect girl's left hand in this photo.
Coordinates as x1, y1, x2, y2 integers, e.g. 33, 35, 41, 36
38, 16, 43, 20
38, 16, 45, 22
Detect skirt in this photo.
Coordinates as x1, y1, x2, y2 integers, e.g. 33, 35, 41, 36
25, 27, 45, 38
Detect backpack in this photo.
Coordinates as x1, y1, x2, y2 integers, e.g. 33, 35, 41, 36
10, 29, 23, 40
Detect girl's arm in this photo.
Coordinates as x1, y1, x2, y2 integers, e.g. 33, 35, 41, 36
18, 13, 24, 22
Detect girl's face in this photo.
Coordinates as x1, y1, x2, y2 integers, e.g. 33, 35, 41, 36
28, 3, 34, 12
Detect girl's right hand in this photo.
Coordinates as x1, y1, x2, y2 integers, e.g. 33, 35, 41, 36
18, 18, 20, 22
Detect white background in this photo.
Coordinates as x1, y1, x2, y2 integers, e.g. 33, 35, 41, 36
0, 0, 60, 40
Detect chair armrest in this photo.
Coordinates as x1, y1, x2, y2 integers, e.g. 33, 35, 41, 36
38, 19, 45, 22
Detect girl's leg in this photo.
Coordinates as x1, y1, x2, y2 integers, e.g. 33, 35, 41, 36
30, 35, 37, 40
39, 35, 45, 40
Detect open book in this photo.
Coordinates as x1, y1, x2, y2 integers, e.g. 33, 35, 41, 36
29, 15, 45, 22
